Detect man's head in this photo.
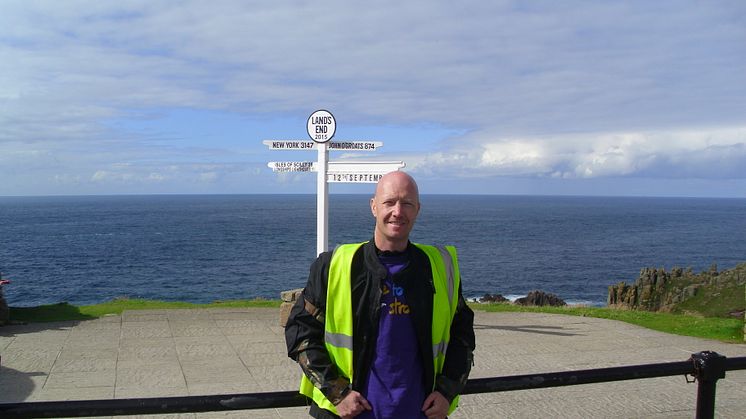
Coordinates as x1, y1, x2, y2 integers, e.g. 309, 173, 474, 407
370, 171, 421, 252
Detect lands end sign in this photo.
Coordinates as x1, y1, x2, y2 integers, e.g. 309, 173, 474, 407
307, 110, 336, 143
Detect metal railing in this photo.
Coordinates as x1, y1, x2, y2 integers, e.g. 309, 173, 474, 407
1, 351, 745, 419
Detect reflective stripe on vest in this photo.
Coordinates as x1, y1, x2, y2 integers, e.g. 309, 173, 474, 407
299, 242, 462, 415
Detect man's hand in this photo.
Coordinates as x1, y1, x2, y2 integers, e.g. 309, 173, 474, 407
335, 390, 372, 418
421, 391, 449, 419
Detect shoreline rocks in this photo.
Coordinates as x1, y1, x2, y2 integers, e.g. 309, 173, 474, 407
515, 290, 566, 307
478, 290, 567, 307
479, 293, 509, 303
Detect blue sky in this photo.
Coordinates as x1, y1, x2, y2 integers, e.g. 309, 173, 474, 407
1, 1, 745, 197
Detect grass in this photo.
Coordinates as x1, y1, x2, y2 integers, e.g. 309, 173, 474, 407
9, 297, 281, 323
9, 298, 743, 343
471, 303, 744, 343
672, 279, 745, 318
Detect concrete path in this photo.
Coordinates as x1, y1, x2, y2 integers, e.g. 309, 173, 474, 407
1, 308, 745, 418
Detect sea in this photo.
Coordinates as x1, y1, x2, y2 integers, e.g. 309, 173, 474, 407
1, 194, 745, 308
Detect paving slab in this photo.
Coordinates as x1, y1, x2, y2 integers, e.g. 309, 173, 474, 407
0, 308, 744, 418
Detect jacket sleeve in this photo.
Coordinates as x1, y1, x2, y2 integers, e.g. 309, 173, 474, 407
284, 252, 352, 405
434, 281, 475, 402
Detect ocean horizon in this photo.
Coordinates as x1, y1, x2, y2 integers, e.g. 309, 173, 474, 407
2, 194, 745, 308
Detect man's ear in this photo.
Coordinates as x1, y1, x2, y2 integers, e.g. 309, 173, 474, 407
370, 197, 377, 217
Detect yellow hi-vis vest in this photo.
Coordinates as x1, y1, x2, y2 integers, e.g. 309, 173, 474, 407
299, 242, 462, 415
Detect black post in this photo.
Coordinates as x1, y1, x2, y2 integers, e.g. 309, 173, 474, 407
690, 351, 726, 419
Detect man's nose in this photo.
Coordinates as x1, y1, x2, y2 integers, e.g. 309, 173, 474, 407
391, 202, 402, 215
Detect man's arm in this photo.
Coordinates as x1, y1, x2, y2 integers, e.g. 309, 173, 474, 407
433, 283, 476, 402
284, 253, 352, 405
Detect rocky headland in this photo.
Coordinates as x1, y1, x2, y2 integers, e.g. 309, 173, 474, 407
607, 262, 746, 319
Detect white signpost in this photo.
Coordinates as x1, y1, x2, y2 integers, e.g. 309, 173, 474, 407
308, 110, 334, 257
264, 110, 405, 255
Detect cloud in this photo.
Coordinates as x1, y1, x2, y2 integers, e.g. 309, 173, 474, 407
405, 126, 746, 180
1, 1, 745, 195
4, 1, 744, 126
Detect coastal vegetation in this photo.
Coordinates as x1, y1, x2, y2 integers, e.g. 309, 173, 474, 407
471, 303, 743, 343
8, 298, 281, 323
8, 296, 743, 343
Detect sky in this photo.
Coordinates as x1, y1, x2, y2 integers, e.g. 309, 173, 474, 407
1, 1, 745, 197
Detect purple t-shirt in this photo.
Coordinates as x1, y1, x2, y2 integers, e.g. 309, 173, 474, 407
358, 253, 427, 419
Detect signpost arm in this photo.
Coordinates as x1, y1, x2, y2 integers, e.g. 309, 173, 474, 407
316, 142, 329, 255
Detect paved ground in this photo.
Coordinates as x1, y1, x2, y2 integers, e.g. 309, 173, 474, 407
1, 308, 745, 418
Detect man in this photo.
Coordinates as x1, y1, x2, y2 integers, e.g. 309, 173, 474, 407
285, 171, 475, 419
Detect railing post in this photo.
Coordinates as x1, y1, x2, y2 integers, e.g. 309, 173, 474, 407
690, 351, 726, 419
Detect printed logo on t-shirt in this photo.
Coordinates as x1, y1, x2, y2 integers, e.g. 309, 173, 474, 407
382, 283, 410, 315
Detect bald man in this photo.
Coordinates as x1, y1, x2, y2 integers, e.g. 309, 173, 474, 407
285, 172, 475, 419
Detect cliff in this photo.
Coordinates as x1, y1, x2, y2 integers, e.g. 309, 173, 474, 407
607, 262, 746, 319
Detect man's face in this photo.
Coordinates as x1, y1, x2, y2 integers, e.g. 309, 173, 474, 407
370, 173, 420, 251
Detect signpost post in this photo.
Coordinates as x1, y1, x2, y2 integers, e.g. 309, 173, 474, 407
307, 110, 335, 256
265, 110, 405, 256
